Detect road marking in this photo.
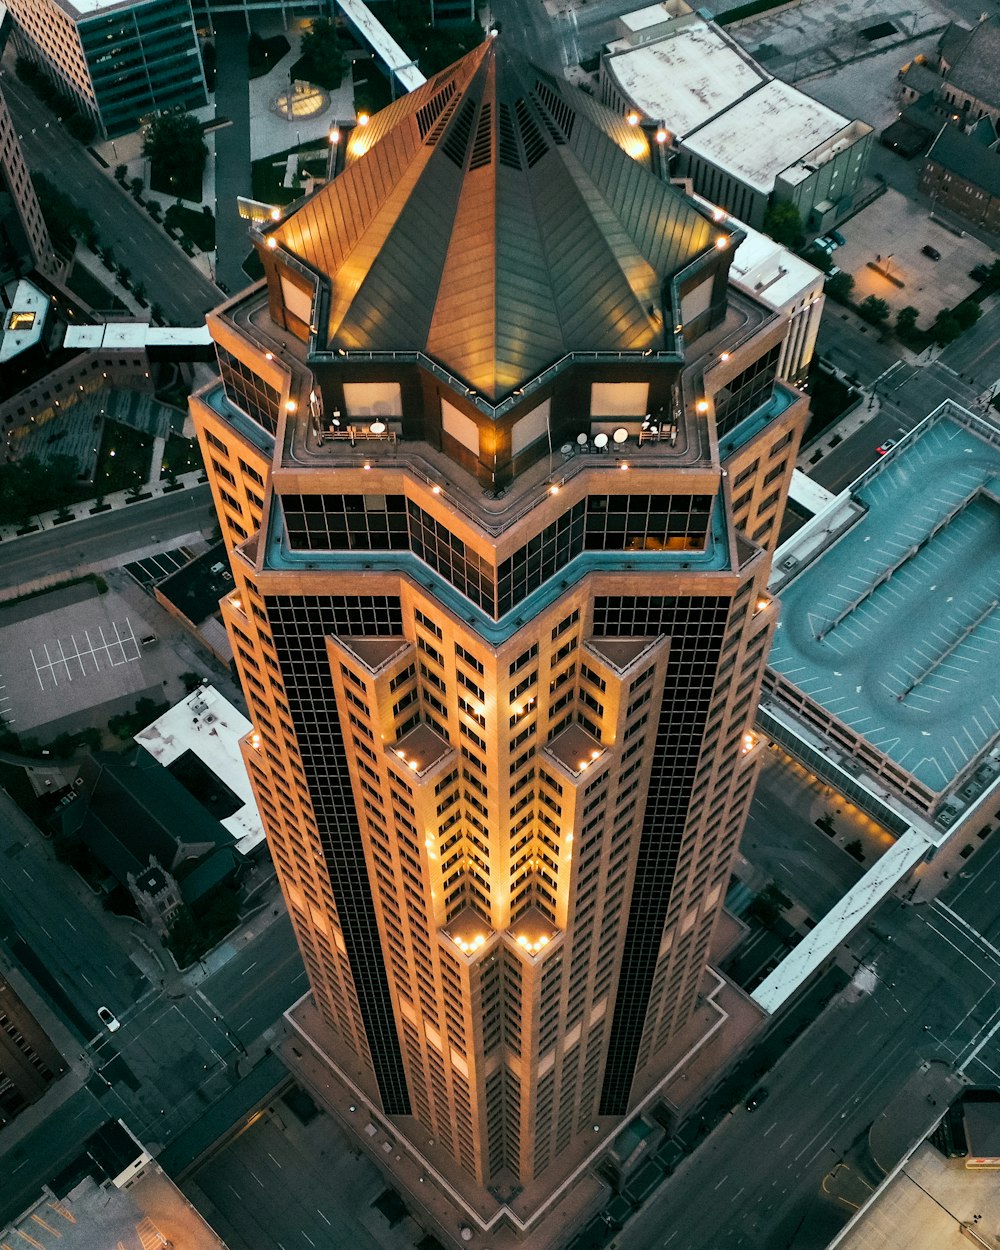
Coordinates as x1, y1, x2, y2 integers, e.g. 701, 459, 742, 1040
239, 1018, 255, 1031
730, 1186, 745, 1205
81, 974, 93, 987
302, 1234, 315, 1247
663, 1233, 678, 1246
935, 902, 1000, 967
317, 1210, 331, 1226
249, 1169, 264, 1187
40, 925, 52, 938
22, 868, 33, 882
268, 1152, 282, 1168
105, 964, 119, 978
228, 1185, 240, 1199
809, 1069, 824, 1086
241, 961, 257, 976
780, 1133, 794, 1149
65, 918, 77, 931
713, 1174, 728, 1191
762, 1123, 776, 1137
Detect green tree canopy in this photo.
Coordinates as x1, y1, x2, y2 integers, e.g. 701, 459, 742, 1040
895, 305, 920, 335
953, 300, 981, 331
932, 312, 962, 346
143, 112, 208, 199
858, 295, 890, 326
825, 271, 854, 304
762, 202, 805, 248
296, 18, 344, 90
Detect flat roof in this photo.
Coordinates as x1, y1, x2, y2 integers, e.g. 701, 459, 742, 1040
604, 19, 764, 137
0, 278, 49, 363
832, 1141, 1000, 1250
723, 212, 825, 309
684, 79, 850, 194
135, 685, 264, 857
768, 407, 1000, 796
63, 323, 212, 349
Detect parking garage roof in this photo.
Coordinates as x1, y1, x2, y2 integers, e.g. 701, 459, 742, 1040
768, 404, 1000, 796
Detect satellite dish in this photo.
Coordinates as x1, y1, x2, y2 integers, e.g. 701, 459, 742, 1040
576, 433, 588, 446
613, 428, 628, 444
594, 432, 609, 449
370, 420, 386, 435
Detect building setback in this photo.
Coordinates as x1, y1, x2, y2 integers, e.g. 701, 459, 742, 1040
192, 38, 807, 1238
6, 0, 206, 138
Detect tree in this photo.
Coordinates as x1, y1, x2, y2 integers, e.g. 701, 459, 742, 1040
932, 311, 962, 345
858, 295, 890, 326
129, 176, 144, 200
895, 305, 920, 337
953, 300, 981, 331
845, 839, 865, 862
825, 271, 854, 304
296, 18, 344, 89
114, 163, 128, 184
762, 202, 805, 248
143, 111, 208, 199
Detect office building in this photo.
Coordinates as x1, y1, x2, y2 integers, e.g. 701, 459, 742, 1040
0, 973, 65, 1128
0, 85, 56, 281
6, 0, 206, 138
192, 38, 807, 1238
600, 5, 872, 231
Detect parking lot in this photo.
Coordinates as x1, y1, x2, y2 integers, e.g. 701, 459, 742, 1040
0, 581, 164, 734
827, 189, 995, 324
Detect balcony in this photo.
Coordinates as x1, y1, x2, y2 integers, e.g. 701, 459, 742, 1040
387, 722, 453, 781
544, 723, 607, 781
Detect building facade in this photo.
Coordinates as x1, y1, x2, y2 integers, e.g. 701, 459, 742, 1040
7, 0, 206, 137
919, 122, 1000, 236
0, 973, 65, 1128
192, 40, 807, 1235
0, 86, 56, 282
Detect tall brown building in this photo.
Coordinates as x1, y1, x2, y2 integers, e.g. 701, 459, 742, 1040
192, 38, 806, 1238
0, 973, 65, 1127
0, 84, 56, 280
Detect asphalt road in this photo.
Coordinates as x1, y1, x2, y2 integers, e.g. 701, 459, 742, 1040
0, 58, 220, 326
616, 874, 1000, 1250
0, 486, 216, 594
938, 301, 1000, 391
0, 788, 146, 1035
742, 751, 867, 922
816, 313, 901, 387
197, 913, 305, 1045
810, 360, 982, 494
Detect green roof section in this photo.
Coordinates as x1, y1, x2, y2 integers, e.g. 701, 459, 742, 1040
271, 38, 718, 400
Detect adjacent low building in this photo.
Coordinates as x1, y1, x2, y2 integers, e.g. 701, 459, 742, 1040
764, 399, 1000, 831
600, 5, 872, 231
919, 121, 1000, 236
6, 0, 207, 137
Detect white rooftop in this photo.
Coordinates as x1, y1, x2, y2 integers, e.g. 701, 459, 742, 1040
684, 79, 851, 194
63, 322, 212, 349
337, 0, 426, 93
0, 278, 49, 363
134, 685, 264, 858
725, 215, 825, 309
604, 18, 764, 136
618, 1, 679, 32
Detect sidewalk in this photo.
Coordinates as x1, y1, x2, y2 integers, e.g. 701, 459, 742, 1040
0, 468, 207, 548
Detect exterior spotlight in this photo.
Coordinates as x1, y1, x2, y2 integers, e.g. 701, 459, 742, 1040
266, 237, 277, 249
626, 111, 640, 126
715, 236, 729, 250
655, 128, 668, 144
329, 127, 340, 144
358, 112, 370, 126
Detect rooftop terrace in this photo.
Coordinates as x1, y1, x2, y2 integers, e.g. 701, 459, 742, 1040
768, 405, 1000, 797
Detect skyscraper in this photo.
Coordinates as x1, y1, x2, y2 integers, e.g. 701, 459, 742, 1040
193, 38, 807, 1237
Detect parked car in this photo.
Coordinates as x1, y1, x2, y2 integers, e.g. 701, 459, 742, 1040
829, 229, 847, 247
745, 1088, 769, 1111
97, 1006, 120, 1032
814, 236, 836, 251
877, 439, 897, 455
921, 245, 941, 261
970, 263, 991, 283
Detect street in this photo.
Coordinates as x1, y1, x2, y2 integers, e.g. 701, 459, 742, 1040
0, 485, 216, 594
0, 56, 220, 326
614, 842, 1000, 1250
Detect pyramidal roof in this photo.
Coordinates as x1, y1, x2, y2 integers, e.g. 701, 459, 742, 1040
270, 38, 717, 400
